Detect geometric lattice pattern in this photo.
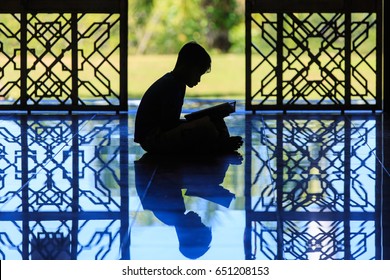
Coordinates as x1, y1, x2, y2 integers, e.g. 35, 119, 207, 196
0, 114, 129, 259
0, 0, 128, 112
246, 0, 383, 111
244, 114, 382, 259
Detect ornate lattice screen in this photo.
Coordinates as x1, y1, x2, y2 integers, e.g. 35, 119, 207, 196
0, 0, 128, 112
245, 0, 383, 111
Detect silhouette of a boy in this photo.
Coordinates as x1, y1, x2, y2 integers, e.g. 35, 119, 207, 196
134, 41, 243, 154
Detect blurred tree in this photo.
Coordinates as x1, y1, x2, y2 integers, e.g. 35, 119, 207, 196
129, 0, 156, 54
128, 0, 242, 54
201, 0, 240, 52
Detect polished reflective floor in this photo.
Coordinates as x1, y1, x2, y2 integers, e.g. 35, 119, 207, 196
0, 100, 389, 260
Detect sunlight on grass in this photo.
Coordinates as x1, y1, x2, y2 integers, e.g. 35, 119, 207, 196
128, 54, 246, 99
2, 54, 246, 101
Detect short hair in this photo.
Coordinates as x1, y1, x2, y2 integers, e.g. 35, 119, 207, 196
176, 41, 211, 73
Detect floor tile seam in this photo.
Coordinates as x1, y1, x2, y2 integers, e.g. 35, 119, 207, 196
33, 113, 98, 168
255, 114, 278, 186
119, 165, 159, 256
45, 113, 103, 161
345, 114, 390, 177
129, 165, 159, 227
0, 114, 98, 211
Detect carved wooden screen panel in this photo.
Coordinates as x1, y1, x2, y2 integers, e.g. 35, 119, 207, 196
245, 0, 383, 111
0, 0, 128, 112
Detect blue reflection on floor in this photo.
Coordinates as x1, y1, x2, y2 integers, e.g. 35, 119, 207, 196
0, 101, 389, 260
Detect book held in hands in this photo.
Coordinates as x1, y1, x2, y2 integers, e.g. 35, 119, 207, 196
184, 101, 236, 121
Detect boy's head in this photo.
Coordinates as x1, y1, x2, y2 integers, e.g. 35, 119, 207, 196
175, 211, 212, 259
174, 41, 211, 87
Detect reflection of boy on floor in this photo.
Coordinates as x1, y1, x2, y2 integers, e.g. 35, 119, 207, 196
134, 152, 242, 259
134, 41, 243, 154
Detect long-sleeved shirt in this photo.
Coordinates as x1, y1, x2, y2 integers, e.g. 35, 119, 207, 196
134, 72, 186, 144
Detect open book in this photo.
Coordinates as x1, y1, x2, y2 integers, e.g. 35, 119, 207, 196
184, 101, 236, 121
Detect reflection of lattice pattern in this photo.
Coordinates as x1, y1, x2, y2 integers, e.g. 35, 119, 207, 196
26, 118, 74, 212
247, 2, 382, 111
78, 118, 123, 212
0, 1, 127, 111
0, 121, 23, 211
0, 221, 23, 260
0, 115, 129, 259
31, 231, 72, 260
251, 116, 377, 213
250, 220, 376, 260
77, 220, 123, 260
246, 115, 381, 260
283, 220, 345, 260
282, 118, 347, 212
